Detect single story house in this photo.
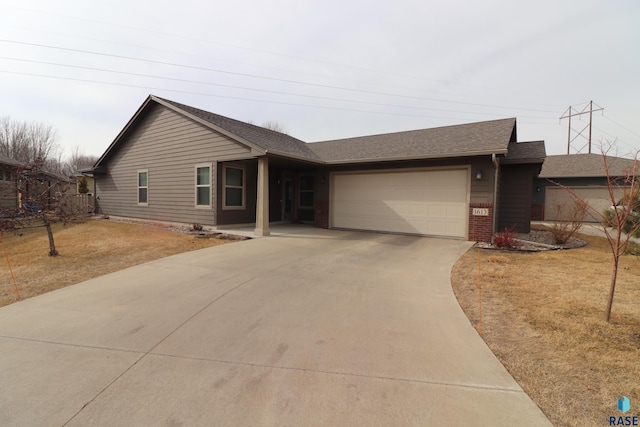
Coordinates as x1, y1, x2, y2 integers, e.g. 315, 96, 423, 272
91, 95, 546, 242
74, 166, 96, 195
0, 154, 22, 210
0, 155, 73, 214
533, 153, 637, 222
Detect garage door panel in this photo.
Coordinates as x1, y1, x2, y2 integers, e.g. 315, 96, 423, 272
331, 169, 469, 238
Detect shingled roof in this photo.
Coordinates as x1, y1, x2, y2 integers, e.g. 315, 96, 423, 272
96, 96, 527, 168
0, 154, 22, 167
308, 118, 517, 163
500, 140, 546, 164
539, 154, 637, 178
155, 97, 322, 161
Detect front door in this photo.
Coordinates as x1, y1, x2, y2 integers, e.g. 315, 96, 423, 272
283, 178, 293, 220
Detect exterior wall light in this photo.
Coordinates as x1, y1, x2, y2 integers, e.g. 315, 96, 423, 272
475, 170, 483, 180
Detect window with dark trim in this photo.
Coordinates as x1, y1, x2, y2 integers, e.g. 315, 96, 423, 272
137, 170, 148, 205
299, 175, 314, 208
195, 165, 211, 207
223, 165, 245, 209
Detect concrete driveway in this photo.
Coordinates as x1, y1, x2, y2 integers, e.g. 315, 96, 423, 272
0, 228, 550, 426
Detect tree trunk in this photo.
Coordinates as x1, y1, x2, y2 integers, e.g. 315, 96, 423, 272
605, 250, 619, 322
42, 212, 58, 256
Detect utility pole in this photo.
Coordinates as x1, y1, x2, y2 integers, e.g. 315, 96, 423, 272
559, 101, 604, 154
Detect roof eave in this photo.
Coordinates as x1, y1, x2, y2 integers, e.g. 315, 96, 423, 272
322, 149, 508, 165
150, 96, 266, 155
94, 96, 158, 168
265, 149, 325, 164
95, 96, 268, 168
501, 157, 546, 165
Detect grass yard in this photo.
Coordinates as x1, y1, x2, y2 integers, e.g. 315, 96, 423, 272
0, 219, 230, 307
451, 230, 640, 426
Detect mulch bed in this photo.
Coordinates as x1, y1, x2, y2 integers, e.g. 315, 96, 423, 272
476, 229, 587, 252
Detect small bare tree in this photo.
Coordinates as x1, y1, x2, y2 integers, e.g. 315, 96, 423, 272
554, 142, 640, 321
599, 149, 640, 321
0, 158, 75, 256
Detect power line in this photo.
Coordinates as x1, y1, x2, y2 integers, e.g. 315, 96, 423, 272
0, 3, 567, 107
2, 69, 531, 122
0, 56, 556, 120
0, 39, 560, 115
602, 114, 640, 140
559, 101, 604, 154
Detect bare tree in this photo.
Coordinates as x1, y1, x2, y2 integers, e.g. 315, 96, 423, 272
554, 142, 640, 321
0, 158, 75, 256
0, 116, 60, 165
599, 148, 640, 321
62, 146, 99, 177
262, 120, 288, 134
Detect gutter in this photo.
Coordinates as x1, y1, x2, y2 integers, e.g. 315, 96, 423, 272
492, 153, 499, 235
322, 148, 509, 165
264, 149, 325, 165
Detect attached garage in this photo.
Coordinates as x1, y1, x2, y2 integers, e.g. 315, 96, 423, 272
330, 168, 469, 238
544, 186, 620, 222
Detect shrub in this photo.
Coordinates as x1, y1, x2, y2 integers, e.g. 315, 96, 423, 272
549, 200, 587, 244
190, 223, 204, 232
492, 227, 520, 249
77, 176, 89, 194
602, 191, 640, 238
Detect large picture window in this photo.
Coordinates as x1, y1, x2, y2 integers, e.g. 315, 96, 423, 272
299, 175, 314, 208
223, 165, 245, 209
195, 165, 211, 207
137, 170, 148, 205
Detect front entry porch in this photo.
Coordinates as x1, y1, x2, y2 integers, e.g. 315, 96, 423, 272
254, 156, 325, 237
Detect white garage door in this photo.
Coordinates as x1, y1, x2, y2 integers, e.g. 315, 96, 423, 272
331, 169, 469, 238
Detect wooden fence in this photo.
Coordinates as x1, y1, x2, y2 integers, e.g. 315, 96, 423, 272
58, 193, 95, 216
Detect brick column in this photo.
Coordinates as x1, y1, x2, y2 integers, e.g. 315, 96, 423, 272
469, 203, 494, 243
314, 201, 329, 229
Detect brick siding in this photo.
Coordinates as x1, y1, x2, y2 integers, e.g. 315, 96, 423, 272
314, 201, 329, 229
469, 203, 494, 243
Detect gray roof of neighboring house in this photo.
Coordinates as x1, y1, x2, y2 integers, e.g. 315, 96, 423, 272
0, 154, 69, 181
308, 118, 517, 163
500, 140, 546, 164
0, 154, 23, 167
539, 153, 637, 178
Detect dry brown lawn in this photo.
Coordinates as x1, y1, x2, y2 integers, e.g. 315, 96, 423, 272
451, 231, 640, 426
0, 219, 230, 307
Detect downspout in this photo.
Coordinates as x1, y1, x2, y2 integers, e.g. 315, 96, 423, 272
492, 153, 499, 235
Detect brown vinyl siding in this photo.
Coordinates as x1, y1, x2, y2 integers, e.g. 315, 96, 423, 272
95, 104, 255, 225
497, 164, 538, 233
0, 181, 17, 209
216, 159, 257, 225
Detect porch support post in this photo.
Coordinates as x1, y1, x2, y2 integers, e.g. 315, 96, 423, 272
255, 156, 270, 236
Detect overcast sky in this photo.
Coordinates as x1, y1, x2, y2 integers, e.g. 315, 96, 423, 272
0, 0, 638, 161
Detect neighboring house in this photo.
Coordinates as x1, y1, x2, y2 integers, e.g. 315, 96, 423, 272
91, 95, 546, 242
0, 154, 73, 214
534, 153, 637, 222
0, 154, 22, 210
74, 166, 95, 195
